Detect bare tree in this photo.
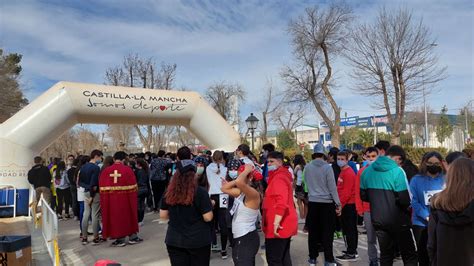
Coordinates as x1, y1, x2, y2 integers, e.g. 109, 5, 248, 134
273, 102, 306, 132
258, 79, 283, 143
105, 54, 177, 151
346, 7, 446, 144
106, 125, 136, 150
282, 3, 352, 147
205, 81, 245, 121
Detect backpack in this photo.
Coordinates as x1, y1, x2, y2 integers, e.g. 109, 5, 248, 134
150, 158, 168, 181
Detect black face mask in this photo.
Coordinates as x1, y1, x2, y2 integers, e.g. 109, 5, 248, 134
427, 165, 442, 175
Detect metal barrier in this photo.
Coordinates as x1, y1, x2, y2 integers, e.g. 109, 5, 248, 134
0, 184, 16, 217
40, 196, 60, 265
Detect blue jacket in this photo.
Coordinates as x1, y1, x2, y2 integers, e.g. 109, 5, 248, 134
409, 174, 445, 227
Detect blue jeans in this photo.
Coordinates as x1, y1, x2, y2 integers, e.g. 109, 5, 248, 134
79, 201, 84, 232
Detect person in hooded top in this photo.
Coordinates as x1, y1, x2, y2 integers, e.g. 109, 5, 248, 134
360, 145, 418, 266
262, 151, 298, 266
428, 157, 474, 266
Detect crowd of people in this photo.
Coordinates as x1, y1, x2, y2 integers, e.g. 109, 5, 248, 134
26, 141, 474, 266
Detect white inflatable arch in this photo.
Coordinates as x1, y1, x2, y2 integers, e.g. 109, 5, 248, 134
0, 81, 241, 216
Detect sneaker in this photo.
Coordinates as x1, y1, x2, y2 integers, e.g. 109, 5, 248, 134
64, 214, 71, 219
57, 215, 63, 221
111, 240, 126, 247
221, 251, 228, 260
336, 253, 358, 262
74, 216, 79, 221
335, 231, 343, 239
211, 244, 220, 252
324, 262, 337, 266
303, 226, 309, 234
342, 250, 359, 258
298, 218, 306, 224
138, 222, 144, 227
92, 237, 106, 245
308, 258, 317, 266
128, 237, 143, 245
81, 237, 88, 245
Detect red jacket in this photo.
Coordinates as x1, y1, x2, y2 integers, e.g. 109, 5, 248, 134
337, 167, 356, 209
262, 166, 298, 239
355, 166, 370, 215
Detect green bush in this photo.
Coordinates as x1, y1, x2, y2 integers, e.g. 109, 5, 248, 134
403, 146, 448, 165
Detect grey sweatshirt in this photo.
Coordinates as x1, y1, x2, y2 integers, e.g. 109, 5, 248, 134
304, 159, 340, 205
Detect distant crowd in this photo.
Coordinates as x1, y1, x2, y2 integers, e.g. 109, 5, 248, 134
27, 141, 474, 266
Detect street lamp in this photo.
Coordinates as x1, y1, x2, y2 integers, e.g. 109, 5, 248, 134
245, 113, 259, 151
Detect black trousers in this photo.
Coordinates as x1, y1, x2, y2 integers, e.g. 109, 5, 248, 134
210, 194, 228, 250
232, 230, 260, 266
138, 196, 146, 223
341, 204, 358, 254
375, 225, 418, 266
151, 180, 168, 210
70, 185, 79, 217
413, 225, 429, 266
307, 202, 335, 262
167, 244, 210, 266
265, 238, 292, 266
56, 187, 71, 215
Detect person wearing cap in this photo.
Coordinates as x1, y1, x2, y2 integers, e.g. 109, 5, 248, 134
160, 146, 214, 266
224, 159, 243, 245
194, 156, 210, 191
221, 163, 263, 266
262, 151, 298, 266
304, 143, 341, 266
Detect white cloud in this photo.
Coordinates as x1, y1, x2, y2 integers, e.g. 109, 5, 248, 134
0, 0, 472, 120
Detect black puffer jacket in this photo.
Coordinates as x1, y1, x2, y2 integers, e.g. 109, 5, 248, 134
27, 164, 51, 189
428, 201, 474, 266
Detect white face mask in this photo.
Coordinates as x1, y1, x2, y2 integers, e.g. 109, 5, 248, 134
337, 160, 346, 168
196, 167, 205, 175
229, 170, 238, 179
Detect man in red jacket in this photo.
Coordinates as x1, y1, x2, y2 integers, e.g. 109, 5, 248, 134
262, 151, 298, 266
335, 151, 358, 262
355, 147, 379, 266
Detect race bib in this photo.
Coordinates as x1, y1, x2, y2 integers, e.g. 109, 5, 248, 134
424, 190, 442, 205
219, 194, 229, 209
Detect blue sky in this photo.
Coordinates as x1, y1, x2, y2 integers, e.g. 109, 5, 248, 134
1, 0, 473, 128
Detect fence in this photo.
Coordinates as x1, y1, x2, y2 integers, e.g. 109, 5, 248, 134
39, 195, 61, 265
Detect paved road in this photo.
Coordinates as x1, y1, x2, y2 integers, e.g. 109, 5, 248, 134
58, 212, 403, 265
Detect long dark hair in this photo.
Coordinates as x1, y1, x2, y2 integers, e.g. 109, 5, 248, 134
55, 161, 66, 179
165, 169, 197, 206
293, 154, 306, 168
419, 152, 445, 175
136, 158, 149, 176
101, 156, 114, 172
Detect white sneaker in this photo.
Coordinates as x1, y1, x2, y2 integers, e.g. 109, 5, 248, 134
298, 218, 306, 224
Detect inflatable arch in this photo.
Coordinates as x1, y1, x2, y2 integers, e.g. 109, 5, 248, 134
0, 81, 241, 216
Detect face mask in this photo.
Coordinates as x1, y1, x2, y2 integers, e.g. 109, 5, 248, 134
427, 165, 442, 175
96, 159, 102, 165
367, 159, 376, 165
337, 160, 346, 168
268, 165, 278, 172
196, 167, 205, 175
229, 170, 238, 179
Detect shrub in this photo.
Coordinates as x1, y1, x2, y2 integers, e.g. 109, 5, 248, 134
403, 146, 448, 165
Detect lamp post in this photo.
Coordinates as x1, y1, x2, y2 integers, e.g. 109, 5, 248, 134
245, 113, 259, 151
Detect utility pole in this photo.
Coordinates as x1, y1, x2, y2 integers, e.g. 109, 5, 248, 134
373, 115, 377, 145
423, 78, 429, 147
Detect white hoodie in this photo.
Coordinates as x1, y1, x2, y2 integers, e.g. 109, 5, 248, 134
206, 162, 227, 195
